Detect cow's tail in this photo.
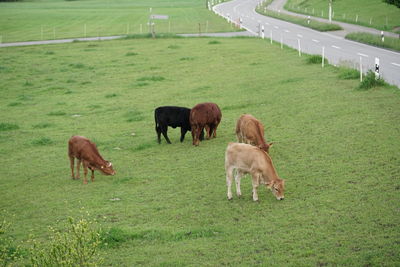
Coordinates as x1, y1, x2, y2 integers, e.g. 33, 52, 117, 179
154, 110, 159, 130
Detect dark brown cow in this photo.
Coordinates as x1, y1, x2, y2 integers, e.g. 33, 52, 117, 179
68, 136, 115, 184
190, 102, 222, 146
236, 114, 273, 153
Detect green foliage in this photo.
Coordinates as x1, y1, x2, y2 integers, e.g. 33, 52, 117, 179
384, 0, 400, 8
0, 213, 21, 267
345, 32, 400, 52
29, 217, 102, 267
306, 54, 327, 64
0, 123, 19, 132
358, 70, 387, 89
337, 67, 360, 80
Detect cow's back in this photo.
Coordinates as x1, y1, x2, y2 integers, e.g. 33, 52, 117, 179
68, 136, 100, 160
155, 106, 191, 129
190, 102, 221, 124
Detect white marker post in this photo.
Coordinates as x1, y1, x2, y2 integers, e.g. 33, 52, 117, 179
270, 30, 272, 44
297, 39, 301, 57
381, 31, 384, 42
322, 46, 325, 67
359, 56, 363, 82
261, 25, 264, 39
375, 57, 380, 79
328, 0, 332, 22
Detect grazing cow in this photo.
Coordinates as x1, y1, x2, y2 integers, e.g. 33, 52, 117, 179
68, 136, 116, 184
190, 102, 222, 146
154, 106, 192, 144
225, 142, 285, 201
236, 114, 273, 153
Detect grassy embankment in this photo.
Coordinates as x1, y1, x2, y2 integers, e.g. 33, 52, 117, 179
256, 1, 342, 32
345, 32, 400, 52
0, 36, 399, 266
286, 0, 400, 33
0, 0, 237, 43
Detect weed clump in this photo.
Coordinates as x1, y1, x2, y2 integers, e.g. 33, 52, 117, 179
137, 76, 165, 82
29, 217, 102, 267
358, 70, 386, 90
0, 123, 19, 132
208, 40, 221, 45
338, 67, 359, 80
306, 55, 327, 65
31, 137, 54, 146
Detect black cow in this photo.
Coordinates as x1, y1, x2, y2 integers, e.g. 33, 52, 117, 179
154, 106, 192, 144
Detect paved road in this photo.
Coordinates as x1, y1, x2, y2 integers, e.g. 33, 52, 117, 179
213, 0, 400, 87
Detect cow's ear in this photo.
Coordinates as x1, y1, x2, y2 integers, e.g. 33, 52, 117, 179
268, 142, 273, 147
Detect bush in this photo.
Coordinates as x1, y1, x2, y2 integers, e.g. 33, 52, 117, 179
29, 217, 102, 267
358, 70, 386, 90
338, 67, 359, 80
0, 214, 21, 266
384, 0, 400, 8
306, 55, 327, 65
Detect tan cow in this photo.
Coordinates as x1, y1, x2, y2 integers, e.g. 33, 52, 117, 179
235, 114, 273, 153
68, 136, 116, 184
225, 142, 285, 201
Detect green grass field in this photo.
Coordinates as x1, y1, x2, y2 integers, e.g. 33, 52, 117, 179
286, 0, 400, 32
1, 36, 399, 266
0, 0, 236, 43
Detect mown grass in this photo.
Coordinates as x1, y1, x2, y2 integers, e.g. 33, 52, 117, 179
286, 0, 400, 32
346, 32, 400, 52
256, 2, 342, 32
0, 0, 237, 43
0, 37, 399, 266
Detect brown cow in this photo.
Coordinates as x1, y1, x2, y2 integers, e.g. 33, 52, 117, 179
190, 102, 222, 146
236, 114, 273, 153
225, 142, 285, 201
68, 136, 116, 184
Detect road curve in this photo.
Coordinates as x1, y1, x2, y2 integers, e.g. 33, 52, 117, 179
213, 0, 400, 88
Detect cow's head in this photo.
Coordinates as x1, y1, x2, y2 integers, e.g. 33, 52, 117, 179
267, 179, 285, 200
100, 161, 116, 176
259, 142, 273, 153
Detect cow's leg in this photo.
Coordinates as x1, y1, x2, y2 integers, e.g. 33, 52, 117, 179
212, 123, 218, 138
69, 156, 75, 179
199, 128, 205, 141
160, 125, 171, 144
82, 161, 88, 184
235, 170, 245, 197
180, 128, 187, 142
192, 125, 200, 146
196, 126, 203, 146
251, 172, 260, 201
226, 166, 234, 200
91, 169, 95, 182
156, 124, 162, 144
76, 159, 82, 180
205, 125, 211, 139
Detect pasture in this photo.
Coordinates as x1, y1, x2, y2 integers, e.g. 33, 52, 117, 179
286, 0, 400, 32
0, 36, 399, 266
0, 0, 234, 43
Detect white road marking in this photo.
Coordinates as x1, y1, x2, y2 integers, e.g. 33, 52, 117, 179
297, 34, 303, 38
392, 62, 400, 67
265, 22, 270, 25
332, 45, 341, 49
312, 39, 320, 43
274, 26, 279, 29
284, 30, 290, 33
357, 53, 369, 58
